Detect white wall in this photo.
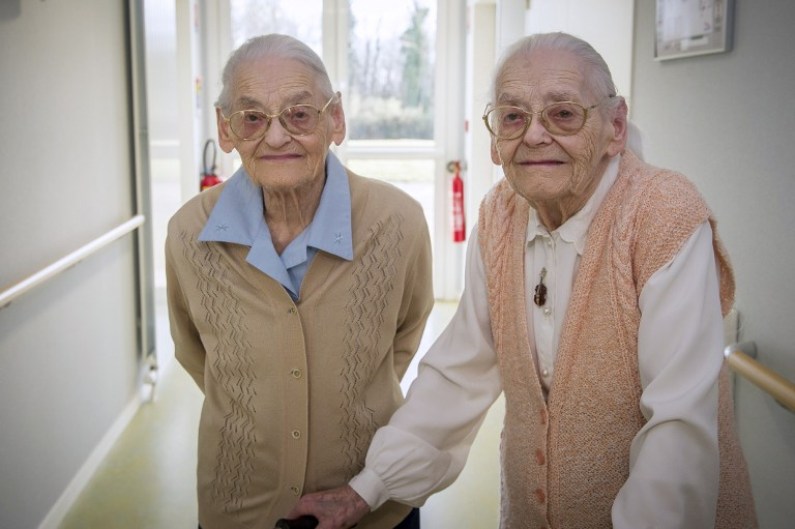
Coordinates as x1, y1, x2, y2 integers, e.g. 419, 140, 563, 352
632, 2, 795, 527
0, 1, 145, 527
524, 0, 634, 105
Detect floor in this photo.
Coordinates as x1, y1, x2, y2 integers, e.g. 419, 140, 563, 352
58, 295, 504, 528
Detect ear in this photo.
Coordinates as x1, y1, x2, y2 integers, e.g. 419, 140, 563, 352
329, 99, 347, 146
216, 107, 236, 154
606, 97, 628, 157
490, 138, 502, 165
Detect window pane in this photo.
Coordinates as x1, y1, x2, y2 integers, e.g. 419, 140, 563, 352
230, 0, 323, 55
347, 0, 436, 141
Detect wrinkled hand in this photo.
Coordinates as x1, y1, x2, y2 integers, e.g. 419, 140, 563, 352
286, 485, 370, 529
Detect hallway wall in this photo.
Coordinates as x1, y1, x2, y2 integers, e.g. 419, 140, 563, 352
632, 2, 795, 527
0, 1, 145, 528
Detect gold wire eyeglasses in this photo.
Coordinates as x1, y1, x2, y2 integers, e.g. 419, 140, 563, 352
482, 96, 614, 140
223, 92, 340, 140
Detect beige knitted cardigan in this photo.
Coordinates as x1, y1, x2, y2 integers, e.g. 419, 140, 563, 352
478, 151, 757, 529
166, 171, 433, 529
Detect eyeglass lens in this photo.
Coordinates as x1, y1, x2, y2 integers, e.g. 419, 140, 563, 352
230, 105, 321, 139
486, 102, 588, 138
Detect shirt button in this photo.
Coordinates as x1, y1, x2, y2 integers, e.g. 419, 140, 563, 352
543, 307, 552, 316
290, 368, 302, 379
541, 368, 549, 378
290, 486, 300, 496
291, 430, 301, 439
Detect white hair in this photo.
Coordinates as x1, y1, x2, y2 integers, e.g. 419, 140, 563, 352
490, 32, 620, 112
216, 34, 334, 115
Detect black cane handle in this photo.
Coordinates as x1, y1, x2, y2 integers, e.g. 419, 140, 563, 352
274, 515, 319, 529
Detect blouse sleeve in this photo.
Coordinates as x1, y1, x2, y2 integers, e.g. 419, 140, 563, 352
612, 221, 722, 528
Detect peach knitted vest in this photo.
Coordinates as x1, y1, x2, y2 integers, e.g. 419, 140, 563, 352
478, 151, 756, 529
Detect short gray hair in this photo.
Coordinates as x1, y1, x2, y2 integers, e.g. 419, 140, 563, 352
216, 34, 334, 115
490, 32, 619, 110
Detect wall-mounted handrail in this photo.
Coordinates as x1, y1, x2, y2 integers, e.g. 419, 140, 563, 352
724, 341, 795, 414
0, 215, 146, 310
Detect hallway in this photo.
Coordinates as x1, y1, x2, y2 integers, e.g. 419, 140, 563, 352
58, 297, 504, 528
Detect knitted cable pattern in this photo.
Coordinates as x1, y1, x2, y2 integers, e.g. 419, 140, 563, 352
180, 231, 258, 513
340, 213, 405, 479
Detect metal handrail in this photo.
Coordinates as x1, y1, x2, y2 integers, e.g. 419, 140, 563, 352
0, 215, 146, 310
724, 341, 795, 413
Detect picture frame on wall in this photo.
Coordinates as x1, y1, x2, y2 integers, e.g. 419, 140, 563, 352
655, 0, 734, 60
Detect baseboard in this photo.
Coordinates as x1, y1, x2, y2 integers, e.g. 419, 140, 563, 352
37, 392, 143, 529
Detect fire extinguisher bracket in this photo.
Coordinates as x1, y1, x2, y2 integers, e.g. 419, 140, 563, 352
446, 160, 467, 173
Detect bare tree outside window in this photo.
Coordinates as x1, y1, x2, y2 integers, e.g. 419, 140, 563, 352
230, 0, 322, 54
347, 0, 435, 140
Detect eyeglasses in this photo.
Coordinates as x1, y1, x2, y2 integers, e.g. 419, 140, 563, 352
223, 92, 340, 140
482, 97, 612, 140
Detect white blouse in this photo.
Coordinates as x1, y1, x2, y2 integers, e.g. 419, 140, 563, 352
350, 155, 724, 528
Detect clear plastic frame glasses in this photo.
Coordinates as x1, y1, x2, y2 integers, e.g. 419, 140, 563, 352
223, 92, 340, 140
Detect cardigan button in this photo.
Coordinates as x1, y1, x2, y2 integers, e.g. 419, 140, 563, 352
287, 307, 297, 314
291, 429, 302, 439
290, 486, 300, 496
535, 449, 545, 465
290, 368, 303, 379
534, 487, 546, 504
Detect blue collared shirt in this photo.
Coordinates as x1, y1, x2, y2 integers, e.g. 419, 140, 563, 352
198, 152, 353, 300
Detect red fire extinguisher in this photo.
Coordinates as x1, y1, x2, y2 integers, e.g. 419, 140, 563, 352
200, 139, 222, 191
450, 160, 466, 242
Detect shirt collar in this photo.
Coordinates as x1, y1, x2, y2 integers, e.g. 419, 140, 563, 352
198, 151, 354, 262
527, 154, 621, 255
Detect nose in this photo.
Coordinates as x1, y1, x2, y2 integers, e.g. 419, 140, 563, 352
261, 115, 292, 146
522, 114, 551, 145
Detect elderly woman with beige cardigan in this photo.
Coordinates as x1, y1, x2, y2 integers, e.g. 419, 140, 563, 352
166, 34, 432, 529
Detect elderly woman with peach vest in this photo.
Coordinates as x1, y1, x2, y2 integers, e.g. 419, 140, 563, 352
289, 32, 757, 529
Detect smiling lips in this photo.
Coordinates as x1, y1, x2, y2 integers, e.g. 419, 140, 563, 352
258, 153, 302, 161
521, 159, 565, 167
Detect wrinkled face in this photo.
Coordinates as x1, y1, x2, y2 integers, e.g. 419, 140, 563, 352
217, 56, 345, 191
490, 48, 626, 207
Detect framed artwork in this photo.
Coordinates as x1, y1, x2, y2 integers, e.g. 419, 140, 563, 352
655, 0, 734, 60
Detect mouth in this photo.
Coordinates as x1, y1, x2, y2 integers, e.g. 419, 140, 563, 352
257, 152, 302, 162
519, 159, 565, 167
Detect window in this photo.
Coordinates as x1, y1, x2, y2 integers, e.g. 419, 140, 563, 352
227, 0, 462, 299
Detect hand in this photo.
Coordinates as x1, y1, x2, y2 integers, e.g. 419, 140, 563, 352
286, 485, 370, 529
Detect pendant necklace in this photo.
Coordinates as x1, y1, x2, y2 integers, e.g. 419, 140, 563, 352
533, 267, 547, 307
